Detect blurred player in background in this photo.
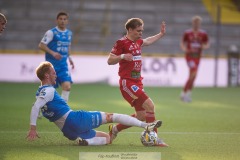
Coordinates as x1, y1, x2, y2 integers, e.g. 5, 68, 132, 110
180, 16, 209, 102
26, 61, 162, 146
39, 11, 74, 102
0, 13, 7, 34
107, 18, 168, 147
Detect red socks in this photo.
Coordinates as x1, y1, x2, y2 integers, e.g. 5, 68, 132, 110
146, 111, 157, 133
116, 114, 136, 132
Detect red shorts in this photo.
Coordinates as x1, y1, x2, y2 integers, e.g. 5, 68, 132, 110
119, 78, 149, 111
186, 57, 200, 72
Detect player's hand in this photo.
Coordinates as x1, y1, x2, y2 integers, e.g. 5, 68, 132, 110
201, 43, 210, 50
26, 129, 40, 141
160, 21, 166, 36
52, 52, 62, 60
123, 53, 133, 61
69, 58, 75, 69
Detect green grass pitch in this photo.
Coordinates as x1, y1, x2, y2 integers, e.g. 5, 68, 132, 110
0, 82, 239, 160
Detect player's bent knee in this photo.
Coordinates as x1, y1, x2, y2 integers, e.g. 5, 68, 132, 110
62, 86, 71, 91
61, 82, 71, 91
148, 105, 155, 112
105, 113, 113, 123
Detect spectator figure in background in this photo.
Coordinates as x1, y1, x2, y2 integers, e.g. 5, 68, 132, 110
0, 13, 7, 34
107, 18, 168, 147
180, 15, 210, 102
39, 11, 74, 102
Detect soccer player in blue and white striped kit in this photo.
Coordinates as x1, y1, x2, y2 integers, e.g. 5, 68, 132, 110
39, 11, 74, 102
27, 61, 162, 145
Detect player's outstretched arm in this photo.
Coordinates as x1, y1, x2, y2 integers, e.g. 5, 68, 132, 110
27, 105, 41, 141
180, 40, 187, 52
142, 21, 166, 46
68, 47, 75, 69
68, 56, 74, 69
26, 98, 46, 141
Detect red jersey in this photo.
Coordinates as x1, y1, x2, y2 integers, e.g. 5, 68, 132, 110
182, 29, 208, 59
111, 36, 143, 80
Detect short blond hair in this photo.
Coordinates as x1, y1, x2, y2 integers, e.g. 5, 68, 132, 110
36, 61, 53, 81
0, 13, 7, 23
192, 15, 202, 22
125, 18, 144, 30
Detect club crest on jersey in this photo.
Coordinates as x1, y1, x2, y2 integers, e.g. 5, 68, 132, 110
131, 85, 139, 92
129, 45, 134, 50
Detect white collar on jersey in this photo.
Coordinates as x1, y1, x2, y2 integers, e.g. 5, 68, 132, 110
56, 26, 67, 32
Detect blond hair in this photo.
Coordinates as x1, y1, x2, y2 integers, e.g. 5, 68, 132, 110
36, 61, 53, 80
192, 15, 202, 22
125, 18, 144, 30
0, 13, 7, 23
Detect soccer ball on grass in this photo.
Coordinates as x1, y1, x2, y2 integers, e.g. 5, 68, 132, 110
140, 130, 158, 146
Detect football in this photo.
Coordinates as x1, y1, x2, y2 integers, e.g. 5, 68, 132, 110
140, 130, 158, 146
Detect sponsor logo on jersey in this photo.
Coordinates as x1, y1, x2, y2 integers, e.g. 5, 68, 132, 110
191, 42, 201, 48
57, 41, 70, 46
43, 111, 54, 117
131, 85, 139, 92
57, 47, 61, 52
133, 55, 141, 61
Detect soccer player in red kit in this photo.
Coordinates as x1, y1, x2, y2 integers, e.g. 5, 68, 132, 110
107, 18, 168, 147
180, 16, 210, 102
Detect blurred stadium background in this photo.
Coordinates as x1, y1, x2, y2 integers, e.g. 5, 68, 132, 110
0, 0, 240, 87
0, 0, 239, 54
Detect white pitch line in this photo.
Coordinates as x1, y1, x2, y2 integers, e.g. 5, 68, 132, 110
0, 131, 239, 135
125, 132, 240, 135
